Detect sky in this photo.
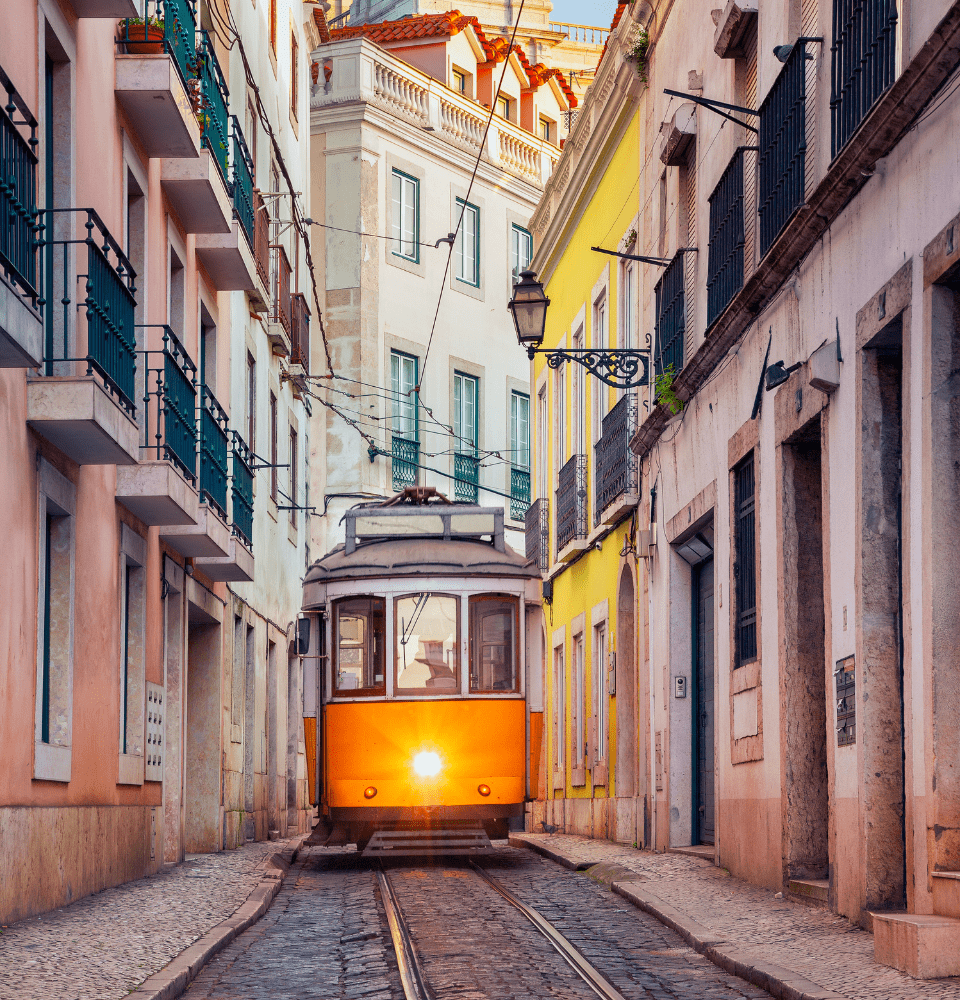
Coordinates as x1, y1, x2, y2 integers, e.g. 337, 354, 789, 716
547, 0, 619, 28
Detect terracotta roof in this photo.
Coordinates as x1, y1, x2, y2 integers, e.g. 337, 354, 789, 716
329, 10, 490, 49
595, 2, 629, 73
312, 5, 330, 44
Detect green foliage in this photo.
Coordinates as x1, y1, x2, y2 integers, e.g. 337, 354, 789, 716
621, 228, 638, 251
125, 15, 164, 29
654, 364, 684, 414
626, 27, 650, 83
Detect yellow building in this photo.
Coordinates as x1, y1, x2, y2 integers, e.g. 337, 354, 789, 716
523, 2, 649, 846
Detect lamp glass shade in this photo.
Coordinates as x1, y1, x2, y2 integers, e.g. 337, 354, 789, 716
508, 270, 549, 349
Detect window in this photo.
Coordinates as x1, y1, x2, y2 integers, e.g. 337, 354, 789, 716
571, 633, 585, 774
289, 427, 298, 527
553, 644, 565, 771
246, 96, 258, 179
592, 295, 607, 431
537, 385, 547, 499
395, 594, 459, 693
291, 34, 299, 116
391, 350, 418, 489
455, 199, 480, 286
572, 327, 585, 456
246, 351, 256, 450
391, 169, 419, 262
554, 364, 566, 476
453, 68, 467, 93
511, 224, 532, 285
511, 391, 530, 470
334, 597, 385, 695
496, 95, 511, 120
619, 262, 635, 350
539, 116, 552, 142
593, 622, 607, 765
453, 372, 478, 452
119, 526, 146, 775
269, 391, 278, 501
734, 452, 757, 665
269, 0, 277, 51
470, 596, 519, 693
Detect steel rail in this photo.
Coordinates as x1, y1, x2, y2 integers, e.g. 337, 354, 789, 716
469, 862, 628, 1000
376, 868, 432, 1000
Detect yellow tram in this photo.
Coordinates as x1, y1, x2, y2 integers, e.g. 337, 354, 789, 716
300, 491, 543, 855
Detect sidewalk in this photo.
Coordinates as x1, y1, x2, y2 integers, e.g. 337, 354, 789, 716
0, 838, 302, 1000
510, 833, 960, 1000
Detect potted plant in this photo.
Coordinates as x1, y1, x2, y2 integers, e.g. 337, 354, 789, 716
119, 15, 165, 55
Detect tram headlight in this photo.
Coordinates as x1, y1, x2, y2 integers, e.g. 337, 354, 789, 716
413, 751, 442, 777
477, 784, 491, 797
364, 786, 378, 799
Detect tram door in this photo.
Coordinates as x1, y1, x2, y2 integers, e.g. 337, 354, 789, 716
694, 558, 715, 845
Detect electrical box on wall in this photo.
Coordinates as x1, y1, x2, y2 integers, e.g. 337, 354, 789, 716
674, 675, 687, 698
145, 682, 164, 782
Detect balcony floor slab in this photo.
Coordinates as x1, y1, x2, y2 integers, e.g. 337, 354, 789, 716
70, 0, 137, 15
557, 538, 590, 563
195, 537, 254, 582
196, 222, 259, 291
0, 275, 43, 368
27, 376, 139, 465
116, 460, 200, 526
115, 55, 201, 159
161, 152, 233, 234
599, 492, 639, 527
160, 503, 231, 558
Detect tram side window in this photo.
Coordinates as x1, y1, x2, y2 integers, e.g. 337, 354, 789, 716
395, 594, 459, 693
335, 598, 385, 695
469, 596, 519, 693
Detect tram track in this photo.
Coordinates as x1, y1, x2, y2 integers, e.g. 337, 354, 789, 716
377, 862, 628, 1000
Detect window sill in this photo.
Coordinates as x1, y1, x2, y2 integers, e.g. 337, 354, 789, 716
552, 770, 565, 791
118, 752, 144, 786
571, 767, 586, 787
34, 742, 71, 782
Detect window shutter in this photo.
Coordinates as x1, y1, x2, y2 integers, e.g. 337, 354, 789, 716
588, 717, 597, 768
802, 0, 819, 198
743, 30, 759, 275
684, 148, 698, 365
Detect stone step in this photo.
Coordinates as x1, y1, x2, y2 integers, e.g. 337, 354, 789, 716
787, 878, 829, 908
932, 871, 960, 919
874, 911, 960, 979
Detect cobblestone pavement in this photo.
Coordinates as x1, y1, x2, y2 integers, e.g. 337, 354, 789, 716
184, 843, 770, 999
517, 834, 960, 1000
0, 840, 294, 1000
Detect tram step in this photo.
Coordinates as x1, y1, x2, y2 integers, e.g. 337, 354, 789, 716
362, 828, 494, 858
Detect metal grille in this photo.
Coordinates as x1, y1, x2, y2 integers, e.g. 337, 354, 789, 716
594, 392, 638, 521
199, 384, 229, 516
654, 253, 685, 377
454, 452, 479, 502
392, 435, 419, 491
290, 292, 310, 368
835, 656, 856, 746
556, 454, 587, 553
231, 431, 254, 548
511, 467, 531, 521
707, 148, 748, 327
145, 682, 164, 782
524, 497, 549, 572
231, 116, 255, 248
0, 65, 38, 303
197, 31, 230, 181
758, 41, 810, 257
271, 244, 292, 336
142, 327, 197, 480
253, 189, 270, 290
734, 453, 757, 664
831, 0, 898, 156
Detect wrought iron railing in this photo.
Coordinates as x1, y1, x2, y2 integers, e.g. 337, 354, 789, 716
270, 244, 292, 337
525, 497, 549, 572
454, 452, 479, 502
831, 0, 898, 156
594, 393, 638, 522
196, 31, 230, 181
511, 467, 531, 521
253, 188, 270, 290
327, 9, 352, 28
758, 40, 811, 257
654, 252, 685, 378
231, 116, 255, 247
0, 65, 38, 306
117, 0, 198, 91
392, 435, 419, 491
556, 454, 587, 553
141, 326, 197, 481
290, 292, 310, 369
37, 208, 138, 414
231, 430, 254, 548
199, 384, 229, 516
707, 148, 751, 328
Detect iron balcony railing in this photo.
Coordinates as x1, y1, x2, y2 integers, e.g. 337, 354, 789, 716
511, 466, 531, 521
199, 384, 229, 516
556, 454, 587, 553
290, 291, 310, 369
758, 40, 812, 257
253, 188, 270, 290
594, 392, 638, 522
831, 0, 898, 156
0, 64, 39, 307
327, 9, 352, 27
525, 497, 549, 573
654, 252, 686, 378
196, 31, 230, 181
392, 435, 419, 491
141, 326, 197, 481
117, 0, 198, 91
231, 116, 255, 248
707, 148, 752, 328
231, 430, 254, 548
37, 208, 138, 414
270, 244, 292, 337
454, 452, 479, 502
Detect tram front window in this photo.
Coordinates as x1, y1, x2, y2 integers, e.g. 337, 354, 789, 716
395, 594, 459, 693
470, 596, 519, 693
335, 597, 385, 695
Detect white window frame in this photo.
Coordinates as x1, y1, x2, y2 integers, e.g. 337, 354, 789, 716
119, 524, 147, 785
453, 371, 479, 453
391, 169, 419, 262
571, 622, 586, 786
455, 199, 480, 287
511, 224, 532, 285
511, 390, 530, 471
552, 627, 565, 786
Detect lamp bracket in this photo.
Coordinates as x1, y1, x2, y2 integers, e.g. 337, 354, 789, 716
531, 347, 652, 389
663, 88, 759, 133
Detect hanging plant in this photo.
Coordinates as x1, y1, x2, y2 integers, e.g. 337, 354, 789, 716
621, 228, 638, 251
654, 364, 684, 414
626, 27, 650, 84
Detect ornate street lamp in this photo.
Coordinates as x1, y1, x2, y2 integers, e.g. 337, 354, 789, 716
508, 270, 652, 389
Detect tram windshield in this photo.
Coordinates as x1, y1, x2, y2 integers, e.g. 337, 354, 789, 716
395, 594, 459, 693
334, 597, 385, 695
469, 596, 519, 693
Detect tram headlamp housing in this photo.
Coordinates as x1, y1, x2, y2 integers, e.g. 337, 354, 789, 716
363, 786, 377, 799
477, 784, 491, 797
413, 751, 442, 777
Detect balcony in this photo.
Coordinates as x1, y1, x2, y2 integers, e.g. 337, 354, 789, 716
654, 252, 686, 378
0, 65, 43, 368
555, 454, 588, 561
252, 189, 270, 309
116, 327, 200, 526
27, 209, 139, 465
454, 452, 479, 503
831, 0, 898, 157
69, 0, 137, 17
707, 147, 750, 328
115, 0, 202, 160
525, 497, 549, 574
267, 244, 292, 356
713, 1, 758, 59
510, 467, 531, 522
392, 435, 419, 491
594, 393, 639, 526
196, 433, 254, 580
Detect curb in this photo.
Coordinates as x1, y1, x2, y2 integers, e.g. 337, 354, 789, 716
126, 837, 307, 1000
509, 835, 847, 1000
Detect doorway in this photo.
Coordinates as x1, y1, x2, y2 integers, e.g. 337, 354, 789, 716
615, 567, 637, 798
694, 558, 715, 845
